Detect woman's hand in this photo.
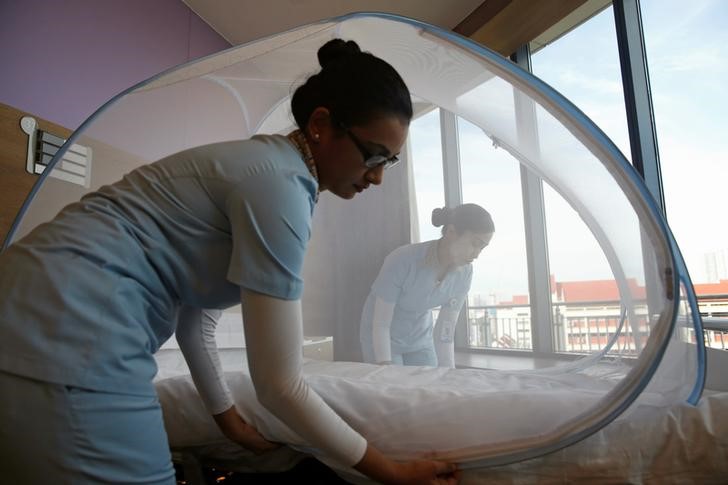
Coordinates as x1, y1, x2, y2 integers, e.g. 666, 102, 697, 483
391, 459, 461, 485
213, 406, 281, 454
355, 445, 461, 485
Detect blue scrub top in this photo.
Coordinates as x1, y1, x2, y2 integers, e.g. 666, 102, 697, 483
0, 134, 317, 395
360, 241, 472, 356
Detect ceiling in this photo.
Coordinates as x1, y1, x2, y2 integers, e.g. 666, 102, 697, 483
183, 0, 612, 56
182, 0, 485, 46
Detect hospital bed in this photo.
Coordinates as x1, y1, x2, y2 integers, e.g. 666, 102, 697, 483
154, 349, 728, 484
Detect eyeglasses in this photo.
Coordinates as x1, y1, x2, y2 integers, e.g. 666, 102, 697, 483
339, 124, 400, 170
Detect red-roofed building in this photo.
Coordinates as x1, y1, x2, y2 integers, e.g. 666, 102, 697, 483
693, 279, 728, 297
554, 278, 646, 303
468, 276, 727, 353
549, 277, 649, 353
693, 280, 728, 325
471, 276, 650, 353
498, 294, 529, 306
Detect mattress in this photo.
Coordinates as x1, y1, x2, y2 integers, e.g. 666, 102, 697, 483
153, 350, 728, 483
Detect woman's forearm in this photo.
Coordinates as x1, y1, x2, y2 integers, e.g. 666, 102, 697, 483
240, 289, 367, 466
354, 445, 400, 484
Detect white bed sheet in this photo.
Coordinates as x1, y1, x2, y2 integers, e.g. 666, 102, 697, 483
153, 351, 728, 483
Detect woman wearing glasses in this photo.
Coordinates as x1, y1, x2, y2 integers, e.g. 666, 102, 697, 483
0, 39, 459, 484
360, 204, 495, 368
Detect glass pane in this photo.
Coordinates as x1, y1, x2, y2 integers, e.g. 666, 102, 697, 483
458, 117, 531, 349
642, 0, 728, 349
531, 5, 631, 158
544, 183, 648, 355
409, 108, 445, 243
532, 4, 650, 355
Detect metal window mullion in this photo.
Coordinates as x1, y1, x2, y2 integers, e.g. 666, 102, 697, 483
513, 44, 555, 354
613, 0, 665, 334
612, 0, 664, 212
440, 109, 463, 207
440, 109, 469, 349
520, 166, 554, 352
401, 137, 420, 243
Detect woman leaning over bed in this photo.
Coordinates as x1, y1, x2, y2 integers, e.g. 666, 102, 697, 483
0, 39, 459, 484
360, 204, 494, 368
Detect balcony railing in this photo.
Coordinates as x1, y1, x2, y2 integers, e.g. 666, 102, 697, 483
466, 294, 728, 353
467, 304, 533, 350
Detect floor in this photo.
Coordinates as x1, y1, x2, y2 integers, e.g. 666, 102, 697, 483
174, 458, 352, 484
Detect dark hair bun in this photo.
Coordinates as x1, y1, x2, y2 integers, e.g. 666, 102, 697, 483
318, 39, 362, 69
431, 207, 450, 227
291, 38, 411, 130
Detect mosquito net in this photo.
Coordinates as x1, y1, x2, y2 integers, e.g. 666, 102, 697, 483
4, 13, 704, 466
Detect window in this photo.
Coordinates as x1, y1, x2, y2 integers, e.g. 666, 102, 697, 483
458, 117, 532, 349
532, 5, 639, 354
532, 5, 630, 157
407, 2, 721, 356
409, 108, 445, 243
642, 0, 728, 349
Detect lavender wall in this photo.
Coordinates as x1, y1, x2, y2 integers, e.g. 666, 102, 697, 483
0, 0, 230, 129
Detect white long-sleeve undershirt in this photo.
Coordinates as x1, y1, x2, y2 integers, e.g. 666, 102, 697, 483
175, 306, 234, 415
240, 290, 367, 467
175, 298, 367, 466
370, 297, 396, 363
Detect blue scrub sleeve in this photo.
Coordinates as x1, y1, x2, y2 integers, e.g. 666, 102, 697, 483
436, 266, 473, 339
369, 247, 409, 303
454, 265, 473, 308
448, 264, 473, 316
225, 171, 315, 300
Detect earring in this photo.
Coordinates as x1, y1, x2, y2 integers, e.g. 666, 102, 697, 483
313, 133, 320, 141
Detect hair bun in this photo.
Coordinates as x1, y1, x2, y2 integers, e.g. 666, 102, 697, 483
318, 39, 362, 69
431, 207, 450, 227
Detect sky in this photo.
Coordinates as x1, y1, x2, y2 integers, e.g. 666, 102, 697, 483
409, 0, 727, 301
641, 0, 728, 283
535, 0, 728, 286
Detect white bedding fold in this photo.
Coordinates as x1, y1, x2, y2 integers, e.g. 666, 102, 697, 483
155, 358, 728, 482
156, 359, 607, 465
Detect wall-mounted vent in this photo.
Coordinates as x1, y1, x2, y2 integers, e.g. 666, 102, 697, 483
20, 116, 92, 188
